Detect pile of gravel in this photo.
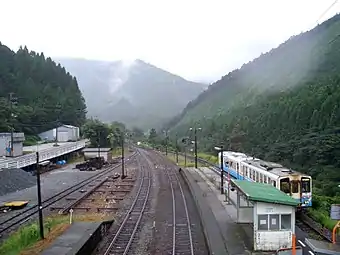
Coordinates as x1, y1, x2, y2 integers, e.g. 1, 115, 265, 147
0, 168, 36, 196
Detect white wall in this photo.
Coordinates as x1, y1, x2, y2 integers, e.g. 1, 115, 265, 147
254, 231, 293, 251
253, 202, 295, 251
84, 151, 111, 162
0, 135, 24, 157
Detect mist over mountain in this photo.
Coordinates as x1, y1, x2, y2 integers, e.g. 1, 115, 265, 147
55, 58, 207, 130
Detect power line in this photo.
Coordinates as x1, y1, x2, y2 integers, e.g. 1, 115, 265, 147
316, 0, 339, 25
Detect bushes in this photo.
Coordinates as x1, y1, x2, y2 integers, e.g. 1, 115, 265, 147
307, 194, 340, 230
0, 216, 69, 255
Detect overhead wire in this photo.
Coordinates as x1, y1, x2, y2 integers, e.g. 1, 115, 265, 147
315, 0, 339, 25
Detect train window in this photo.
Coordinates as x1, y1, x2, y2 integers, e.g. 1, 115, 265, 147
245, 167, 248, 177
264, 176, 267, 183
301, 178, 311, 193
237, 163, 239, 171
280, 178, 290, 194
273, 180, 276, 187
280, 214, 291, 230
256, 172, 259, 182
259, 173, 263, 183
291, 181, 299, 193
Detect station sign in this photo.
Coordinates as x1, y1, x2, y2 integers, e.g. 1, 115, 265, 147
330, 204, 340, 220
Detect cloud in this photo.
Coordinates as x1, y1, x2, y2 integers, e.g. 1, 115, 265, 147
0, 0, 339, 81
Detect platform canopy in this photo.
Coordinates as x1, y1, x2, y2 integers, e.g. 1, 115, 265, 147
231, 179, 300, 207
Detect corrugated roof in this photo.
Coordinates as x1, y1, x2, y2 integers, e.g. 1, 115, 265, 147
62, 124, 78, 129
231, 179, 299, 206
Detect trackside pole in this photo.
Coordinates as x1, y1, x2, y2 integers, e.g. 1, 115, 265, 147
292, 234, 296, 255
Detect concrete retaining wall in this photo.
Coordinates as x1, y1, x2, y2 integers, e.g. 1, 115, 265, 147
42, 220, 113, 255
180, 168, 229, 255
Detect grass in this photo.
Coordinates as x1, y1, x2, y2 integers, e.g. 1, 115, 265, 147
306, 194, 340, 231
0, 213, 111, 255
112, 148, 122, 157
307, 208, 338, 231
197, 152, 218, 164
166, 152, 204, 167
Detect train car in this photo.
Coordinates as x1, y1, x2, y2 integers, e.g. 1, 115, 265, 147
218, 151, 312, 208
217, 151, 254, 179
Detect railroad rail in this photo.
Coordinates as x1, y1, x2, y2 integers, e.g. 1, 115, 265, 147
0, 151, 138, 237
164, 160, 194, 254
296, 213, 334, 242
103, 150, 151, 255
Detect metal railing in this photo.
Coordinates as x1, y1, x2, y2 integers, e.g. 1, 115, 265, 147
0, 140, 86, 169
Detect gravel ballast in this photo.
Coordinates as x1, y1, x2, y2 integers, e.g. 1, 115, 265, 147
0, 168, 37, 196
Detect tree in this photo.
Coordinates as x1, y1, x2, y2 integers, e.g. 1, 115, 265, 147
148, 128, 158, 146
82, 119, 110, 147
0, 43, 87, 137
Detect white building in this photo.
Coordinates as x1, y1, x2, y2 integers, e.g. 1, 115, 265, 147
38, 124, 80, 142
82, 148, 112, 162
0, 133, 25, 157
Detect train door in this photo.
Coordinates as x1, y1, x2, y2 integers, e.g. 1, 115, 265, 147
290, 177, 300, 202
300, 176, 312, 207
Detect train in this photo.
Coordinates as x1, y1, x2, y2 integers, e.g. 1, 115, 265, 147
218, 151, 312, 208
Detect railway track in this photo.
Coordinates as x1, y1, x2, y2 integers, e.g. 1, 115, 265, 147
164, 161, 194, 254
102, 150, 152, 255
145, 149, 201, 255
296, 212, 335, 242
0, 151, 138, 237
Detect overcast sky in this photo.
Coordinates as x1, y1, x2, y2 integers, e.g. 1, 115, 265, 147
0, 0, 339, 82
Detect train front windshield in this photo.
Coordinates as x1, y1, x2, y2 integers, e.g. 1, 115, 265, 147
301, 177, 311, 193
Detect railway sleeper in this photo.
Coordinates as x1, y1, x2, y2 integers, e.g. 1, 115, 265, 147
115, 183, 134, 187
93, 189, 130, 193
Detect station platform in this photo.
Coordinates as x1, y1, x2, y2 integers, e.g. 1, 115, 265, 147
42, 221, 109, 255
305, 238, 340, 255
182, 167, 273, 255
183, 167, 300, 254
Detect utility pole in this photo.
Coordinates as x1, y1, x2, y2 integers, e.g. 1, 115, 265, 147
36, 151, 44, 239
121, 131, 125, 179
54, 103, 61, 146
189, 127, 201, 169
163, 130, 169, 156
55, 118, 60, 147
8, 93, 17, 157
97, 130, 101, 158
182, 137, 189, 167
184, 146, 187, 167
194, 129, 198, 168
220, 146, 224, 194
175, 134, 178, 163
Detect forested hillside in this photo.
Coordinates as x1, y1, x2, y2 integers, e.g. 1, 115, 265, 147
0, 43, 87, 137
168, 14, 340, 198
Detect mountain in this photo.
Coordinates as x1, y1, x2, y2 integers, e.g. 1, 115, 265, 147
167, 14, 340, 223
0, 43, 86, 139
55, 58, 207, 130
